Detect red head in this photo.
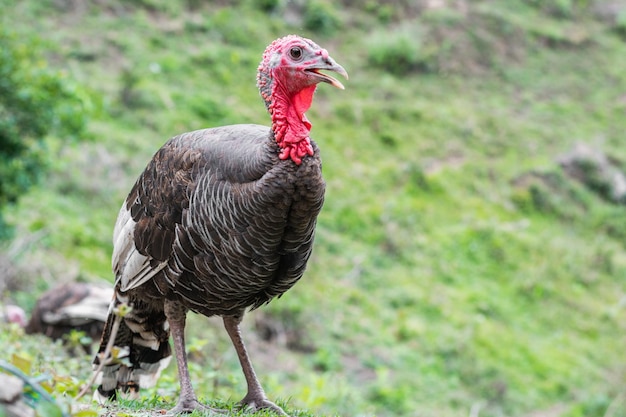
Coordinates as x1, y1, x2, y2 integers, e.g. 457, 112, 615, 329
257, 35, 348, 164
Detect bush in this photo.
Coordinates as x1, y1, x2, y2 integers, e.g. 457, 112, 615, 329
616, 9, 626, 38
304, 0, 341, 35
0, 27, 90, 238
367, 27, 436, 75
524, 0, 588, 19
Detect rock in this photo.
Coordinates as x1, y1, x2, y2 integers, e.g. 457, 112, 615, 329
0, 373, 34, 417
558, 143, 626, 204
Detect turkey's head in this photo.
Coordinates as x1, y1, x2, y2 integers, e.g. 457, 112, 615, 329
257, 35, 348, 164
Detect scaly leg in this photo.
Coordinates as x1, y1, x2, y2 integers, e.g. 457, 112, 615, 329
164, 300, 223, 415
223, 314, 288, 416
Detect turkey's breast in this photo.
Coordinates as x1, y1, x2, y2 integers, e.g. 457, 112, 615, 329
113, 124, 325, 316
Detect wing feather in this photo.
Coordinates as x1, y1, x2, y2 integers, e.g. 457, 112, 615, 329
111, 125, 274, 295
112, 202, 168, 292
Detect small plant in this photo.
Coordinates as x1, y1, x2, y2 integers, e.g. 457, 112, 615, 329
75, 302, 132, 401
364, 1, 394, 23
246, 0, 284, 13
367, 27, 436, 75
0, 323, 96, 417
616, 9, 626, 39
303, 0, 341, 35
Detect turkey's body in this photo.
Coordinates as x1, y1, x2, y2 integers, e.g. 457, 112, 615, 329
94, 34, 345, 415
95, 125, 324, 405
119, 124, 324, 316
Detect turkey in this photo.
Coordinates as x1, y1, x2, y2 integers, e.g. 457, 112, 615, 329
25, 282, 113, 346
93, 35, 347, 415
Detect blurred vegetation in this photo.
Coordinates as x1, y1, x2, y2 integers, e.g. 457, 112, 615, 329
1, 0, 626, 416
0, 25, 92, 239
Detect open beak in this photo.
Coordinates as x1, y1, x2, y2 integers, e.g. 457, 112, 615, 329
307, 61, 349, 90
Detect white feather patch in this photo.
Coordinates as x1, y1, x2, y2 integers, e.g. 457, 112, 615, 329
137, 357, 171, 388
93, 388, 110, 404
112, 204, 167, 292
132, 336, 160, 350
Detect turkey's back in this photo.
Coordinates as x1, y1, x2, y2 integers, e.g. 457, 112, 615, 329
116, 124, 325, 317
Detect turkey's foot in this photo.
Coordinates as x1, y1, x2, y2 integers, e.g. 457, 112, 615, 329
166, 398, 225, 416
238, 395, 289, 416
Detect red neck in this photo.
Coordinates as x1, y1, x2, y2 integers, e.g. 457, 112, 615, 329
269, 84, 317, 165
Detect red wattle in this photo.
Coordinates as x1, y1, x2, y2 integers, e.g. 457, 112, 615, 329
302, 114, 311, 131
271, 83, 317, 165
293, 85, 317, 124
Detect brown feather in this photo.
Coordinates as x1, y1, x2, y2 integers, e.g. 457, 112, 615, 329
93, 35, 345, 413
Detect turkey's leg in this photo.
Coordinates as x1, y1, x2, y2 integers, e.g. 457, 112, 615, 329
223, 315, 288, 416
164, 300, 223, 415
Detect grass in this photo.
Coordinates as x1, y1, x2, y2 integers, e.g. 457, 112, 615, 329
2, 0, 626, 416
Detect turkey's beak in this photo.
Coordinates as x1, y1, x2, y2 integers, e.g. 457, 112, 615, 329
307, 60, 349, 90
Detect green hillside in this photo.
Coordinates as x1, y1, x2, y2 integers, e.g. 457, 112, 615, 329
2, 1, 626, 416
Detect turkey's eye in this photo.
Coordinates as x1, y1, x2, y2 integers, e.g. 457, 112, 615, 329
289, 47, 303, 60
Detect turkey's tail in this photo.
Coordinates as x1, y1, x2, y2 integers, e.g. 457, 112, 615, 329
92, 292, 171, 403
